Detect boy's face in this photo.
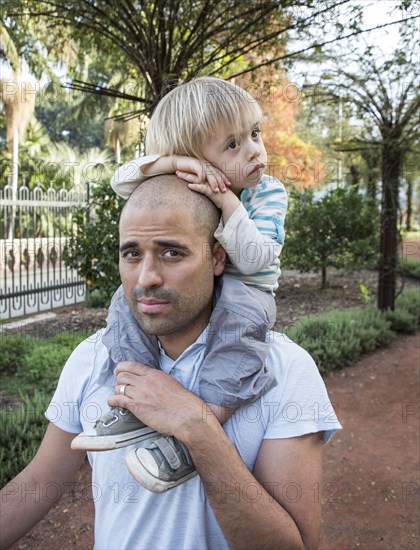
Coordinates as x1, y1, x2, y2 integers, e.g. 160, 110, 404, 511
201, 122, 267, 193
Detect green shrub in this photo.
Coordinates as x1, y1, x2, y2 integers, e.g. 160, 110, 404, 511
386, 288, 420, 333
0, 332, 86, 485
0, 391, 50, 487
85, 288, 110, 308
63, 179, 124, 301
288, 307, 394, 374
1, 332, 86, 395
283, 187, 379, 287
398, 258, 420, 280
0, 334, 35, 376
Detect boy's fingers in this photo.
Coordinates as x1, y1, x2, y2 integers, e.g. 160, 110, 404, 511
187, 183, 211, 196
175, 170, 200, 183
207, 174, 220, 192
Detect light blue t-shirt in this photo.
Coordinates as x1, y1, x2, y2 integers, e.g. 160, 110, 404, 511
46, 329, 341, 550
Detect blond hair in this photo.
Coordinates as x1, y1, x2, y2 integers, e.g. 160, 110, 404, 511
145, 77, 264, 160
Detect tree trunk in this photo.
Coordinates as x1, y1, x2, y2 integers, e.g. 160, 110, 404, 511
349, 163, 360, 190
405, 174, 413, 232
321, 265, 327, 288
377, 140, 401, 310
363, 148, 379, 208
366, 172, 377, 208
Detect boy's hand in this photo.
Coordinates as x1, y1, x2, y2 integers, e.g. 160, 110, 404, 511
173, 156, 231, 192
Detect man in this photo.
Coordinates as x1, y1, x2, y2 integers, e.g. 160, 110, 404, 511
0, 175, 340, 549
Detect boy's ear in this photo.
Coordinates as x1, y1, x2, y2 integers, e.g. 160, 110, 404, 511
212, 242, 226, 275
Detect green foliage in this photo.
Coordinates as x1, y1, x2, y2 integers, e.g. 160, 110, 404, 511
283, 187, 379, 286
385, 288, 420, 334
85, 288, 111, 308
288, 288, 419, 373
1, 332, 86, 396
63, 179, 124, 304
0, 332, 86, 485
0, 334, 36, 376
0, 391, 50, 488
358, 283, 371, 304
398, 258, 420, 280
288, 307, 393, 374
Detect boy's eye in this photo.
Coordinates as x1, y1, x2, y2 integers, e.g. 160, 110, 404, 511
251, 129, 260, 138
227, 140, 238, 150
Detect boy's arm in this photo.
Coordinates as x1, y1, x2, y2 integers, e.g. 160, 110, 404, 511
190, 177, 287, 275
0, 424, 86, 549
111, 155, 230, 199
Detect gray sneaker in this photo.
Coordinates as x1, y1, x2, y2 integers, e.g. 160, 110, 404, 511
125, 436, 197, 492
71, 407, 157, 451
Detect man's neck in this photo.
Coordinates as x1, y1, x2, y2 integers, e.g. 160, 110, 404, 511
158, 323, 208, 360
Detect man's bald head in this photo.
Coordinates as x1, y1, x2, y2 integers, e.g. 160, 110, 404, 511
122, 174, 221, 241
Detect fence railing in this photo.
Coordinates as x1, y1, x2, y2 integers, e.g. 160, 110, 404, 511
1, 184, 88, 320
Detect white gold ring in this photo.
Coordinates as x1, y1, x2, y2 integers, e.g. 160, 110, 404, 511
119, 384, 127, 396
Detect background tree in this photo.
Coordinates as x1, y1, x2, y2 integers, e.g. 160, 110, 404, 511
0, 20, 37, 237
235, 68, 324, 189
283, 187, 379, 288
326, 44, 418, 310
7, 0, 398, 119
402, 146, 419, 232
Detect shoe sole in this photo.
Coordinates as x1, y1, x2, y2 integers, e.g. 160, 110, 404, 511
124, 450, 198, 493
71, 427, 158, 451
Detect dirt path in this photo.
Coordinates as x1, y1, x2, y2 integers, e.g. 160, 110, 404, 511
10, 333, 420, 550
319, 332, 420, 550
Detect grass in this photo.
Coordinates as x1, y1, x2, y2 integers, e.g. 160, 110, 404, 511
398, 258, 420, 280
401, 229, 420, 241
0, 331, 87, 487
0, 332, 86, 395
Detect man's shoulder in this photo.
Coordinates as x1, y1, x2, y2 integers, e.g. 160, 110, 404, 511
265, 331, 318, 384
61, 329, 109, 377
267, 331, 313, 359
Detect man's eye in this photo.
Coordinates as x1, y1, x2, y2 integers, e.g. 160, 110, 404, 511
121, 250, 140, 260
164, 250, 182, 258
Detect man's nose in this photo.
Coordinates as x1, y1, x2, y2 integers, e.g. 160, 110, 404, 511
137, 257, 163, 288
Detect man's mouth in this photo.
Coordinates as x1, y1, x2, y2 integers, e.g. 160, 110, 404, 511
137, 298, 169, 314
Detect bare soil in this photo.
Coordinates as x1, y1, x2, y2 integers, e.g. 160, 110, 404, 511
5, 268, 420, 550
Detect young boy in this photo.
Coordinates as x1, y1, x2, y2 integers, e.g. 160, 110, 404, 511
72, 77, 287, 493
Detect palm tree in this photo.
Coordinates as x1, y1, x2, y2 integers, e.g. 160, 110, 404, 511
1, 23, 37, 237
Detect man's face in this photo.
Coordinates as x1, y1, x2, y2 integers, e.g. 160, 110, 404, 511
119, 203, 224, 354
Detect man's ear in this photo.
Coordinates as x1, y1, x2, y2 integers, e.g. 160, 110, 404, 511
212, 242, 226, 276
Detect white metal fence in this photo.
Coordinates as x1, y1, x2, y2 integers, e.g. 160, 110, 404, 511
1, 184, 88, 319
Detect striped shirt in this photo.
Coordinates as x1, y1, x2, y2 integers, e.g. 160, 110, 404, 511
214, 175, 287, 294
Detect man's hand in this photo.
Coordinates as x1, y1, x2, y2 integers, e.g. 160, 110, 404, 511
173, 156, 231, 192
107, 361, 207, 441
